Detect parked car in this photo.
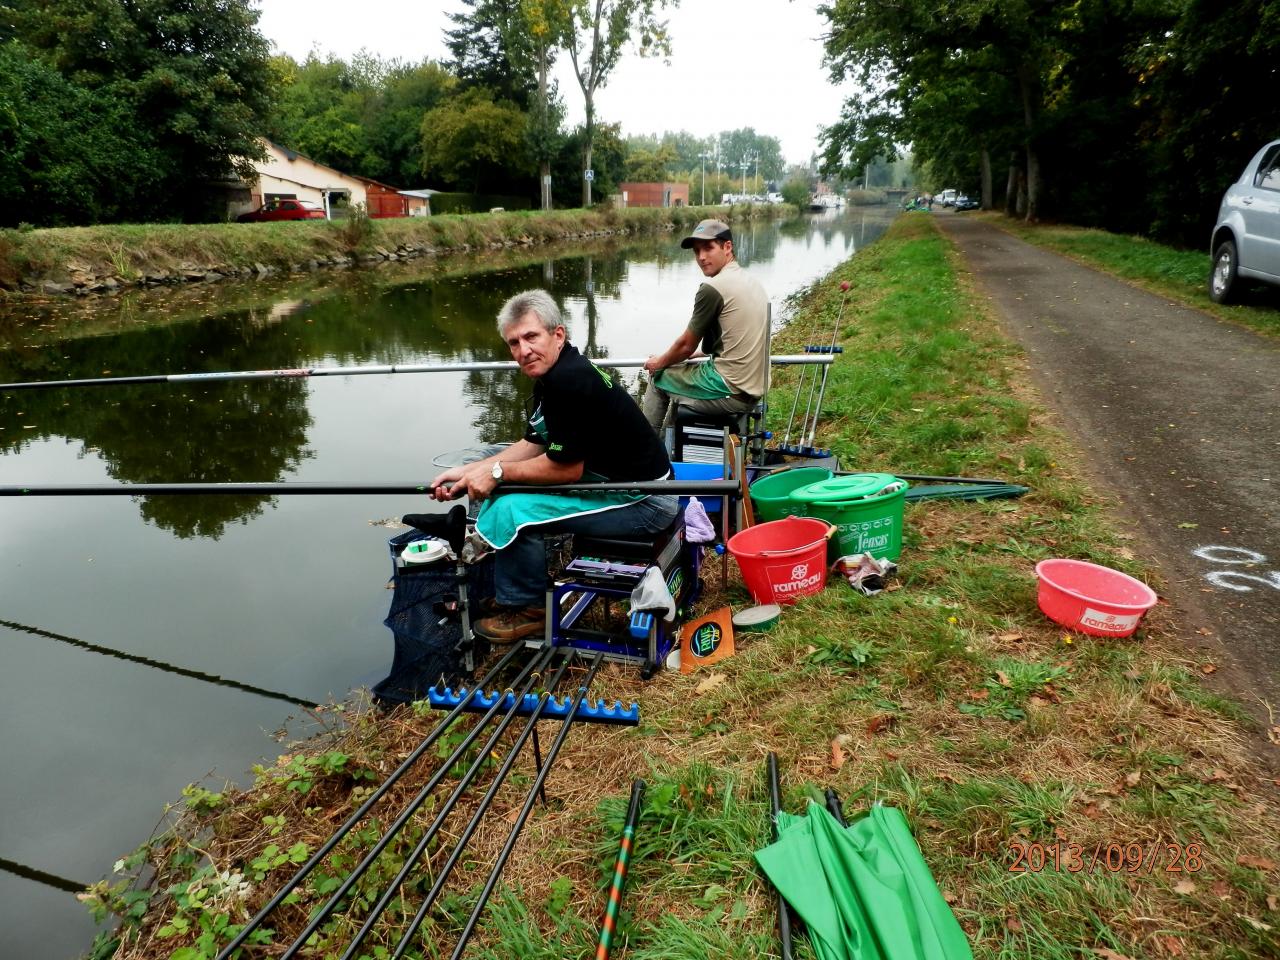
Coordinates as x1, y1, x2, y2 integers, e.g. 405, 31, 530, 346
954, 195, 979, 211
1209, 139, 1280, 303
236, 199, 327, 223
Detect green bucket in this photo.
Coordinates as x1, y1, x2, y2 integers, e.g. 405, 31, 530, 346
749, 466, 834, 523
788, 473, 909, 561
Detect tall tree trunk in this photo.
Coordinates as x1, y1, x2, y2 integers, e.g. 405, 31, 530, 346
582, 100, 594, 207
979, 146, 993, 210
1017, 61, 1041, 222
537, 44, 552, 211
1005, 153, 1019, 217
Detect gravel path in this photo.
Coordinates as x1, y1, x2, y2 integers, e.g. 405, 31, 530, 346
935, 213, 1280, 722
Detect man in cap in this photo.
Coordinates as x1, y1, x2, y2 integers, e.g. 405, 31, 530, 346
642, 218, 770, 431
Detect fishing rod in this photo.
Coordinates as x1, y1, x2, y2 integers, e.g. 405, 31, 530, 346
448, 652, 607, 960
0, 354, 832, 393
390, 652, 601, 960
594, 779, 646, 960
1, 479, 743, 498
766, 752, 795, 960
281, 647, 559, 960
0, 617, 317, 710
213, 642, 528, 960
824, 787, 847, 826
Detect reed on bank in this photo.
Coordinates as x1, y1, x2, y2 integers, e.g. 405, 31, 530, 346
83, 214, 1280, 960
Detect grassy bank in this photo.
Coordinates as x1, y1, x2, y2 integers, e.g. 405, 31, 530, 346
0, 204, 790, 297
85, 215, 1280, 960
977, 213, 1280, 338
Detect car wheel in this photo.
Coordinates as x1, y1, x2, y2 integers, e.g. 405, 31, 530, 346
1209, 239, 1240, 304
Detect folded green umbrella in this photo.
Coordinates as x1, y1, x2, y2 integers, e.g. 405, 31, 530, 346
755, 803, 972, 960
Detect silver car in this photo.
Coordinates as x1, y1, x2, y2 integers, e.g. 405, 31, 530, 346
1209, 138, 1280, 303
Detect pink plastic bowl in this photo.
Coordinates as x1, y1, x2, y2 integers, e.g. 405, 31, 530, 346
1034, 558, 1158, 638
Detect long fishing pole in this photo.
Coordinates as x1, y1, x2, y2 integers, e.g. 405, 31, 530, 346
213, 642, 528, 960
282, 646, 557, 960
0, 617, 317, 709
448, 652, 607, 960
594, 779, 646, 960
0, 479, 743, 498
804, 279, 852, 448
0, 354, 832, 393
390, 653, 599, 960
766, 752, 795, 960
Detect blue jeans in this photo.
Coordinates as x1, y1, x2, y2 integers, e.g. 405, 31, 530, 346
493, 495, 681, 607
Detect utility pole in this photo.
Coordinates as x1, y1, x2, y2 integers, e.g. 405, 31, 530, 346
740, 154, 750, 195
699, 150, 711, 206
752, 151, 761, 195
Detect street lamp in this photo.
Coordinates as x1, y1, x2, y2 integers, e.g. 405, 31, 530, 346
740, 155, 750, 195
699, 150, 712, 206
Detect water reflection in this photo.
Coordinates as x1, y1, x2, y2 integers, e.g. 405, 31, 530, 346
0, 208, 897, 958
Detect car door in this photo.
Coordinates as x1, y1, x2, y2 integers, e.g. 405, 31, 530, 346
1239, 143, 1280, 280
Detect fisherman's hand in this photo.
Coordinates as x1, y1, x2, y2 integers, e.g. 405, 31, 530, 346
643, 355, 664, 375
429, 465, 464, 502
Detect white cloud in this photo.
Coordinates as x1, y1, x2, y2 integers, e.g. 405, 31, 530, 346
252, 0, 851, 165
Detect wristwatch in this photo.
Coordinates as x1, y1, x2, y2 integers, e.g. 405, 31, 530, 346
490, 461, 504, 483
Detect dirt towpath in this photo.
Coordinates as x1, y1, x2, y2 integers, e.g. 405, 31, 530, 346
935, 213, 1280, 725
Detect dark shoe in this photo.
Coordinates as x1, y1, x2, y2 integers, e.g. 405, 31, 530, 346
474, 606, 546, 643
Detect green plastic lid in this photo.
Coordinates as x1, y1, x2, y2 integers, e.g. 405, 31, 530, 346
788, 473, 904, 503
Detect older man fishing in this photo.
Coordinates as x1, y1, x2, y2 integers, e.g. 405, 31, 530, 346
429, 289, 678, 643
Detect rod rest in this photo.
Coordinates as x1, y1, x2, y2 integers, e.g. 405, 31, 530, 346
401, 504, 468, 555
428, 686, 640, 726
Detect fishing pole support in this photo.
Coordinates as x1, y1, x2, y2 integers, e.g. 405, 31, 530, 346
427, 684, 640, 726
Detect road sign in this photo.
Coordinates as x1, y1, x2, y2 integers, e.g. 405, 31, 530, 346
584, 169, 595, 182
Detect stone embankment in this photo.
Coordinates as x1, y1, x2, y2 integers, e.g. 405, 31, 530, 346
2, 204, 791, 300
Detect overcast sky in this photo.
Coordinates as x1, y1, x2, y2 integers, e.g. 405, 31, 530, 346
253, 0, 851, 166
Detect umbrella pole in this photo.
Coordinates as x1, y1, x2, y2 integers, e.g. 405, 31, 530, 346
595, 779, 646, 960
824, 787, 847, 826
766, 752, 795, 960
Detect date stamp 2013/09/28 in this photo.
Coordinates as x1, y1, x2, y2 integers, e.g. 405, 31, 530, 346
1007, 841, 1204, 875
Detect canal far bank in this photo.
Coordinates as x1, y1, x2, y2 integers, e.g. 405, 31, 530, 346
0, 202, 796, 301
87, 214, 1280, 960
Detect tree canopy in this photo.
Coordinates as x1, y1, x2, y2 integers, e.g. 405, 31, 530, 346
818, 0, 1280, 245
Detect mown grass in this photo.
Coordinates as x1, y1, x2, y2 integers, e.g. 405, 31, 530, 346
980, 213, 1280, 338
86, 215, 1280, 960
0, 203, 788, 295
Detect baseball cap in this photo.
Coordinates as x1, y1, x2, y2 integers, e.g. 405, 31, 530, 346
679, 219, 732, 248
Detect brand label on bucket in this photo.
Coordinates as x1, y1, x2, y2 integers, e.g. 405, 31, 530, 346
764, 559, 824, 598
1080, 607, 1141, 633
836, 516, 895, 553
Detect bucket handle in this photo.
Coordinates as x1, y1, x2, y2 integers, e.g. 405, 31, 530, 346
755, 521, 837, 558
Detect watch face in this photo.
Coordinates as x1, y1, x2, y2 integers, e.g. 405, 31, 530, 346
492, 462, 503, 480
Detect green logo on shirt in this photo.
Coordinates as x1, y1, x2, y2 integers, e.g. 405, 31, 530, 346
549, 442, 563, 452
591, 363, 613, 388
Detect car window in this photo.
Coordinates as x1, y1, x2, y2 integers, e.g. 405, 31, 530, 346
281, 201, 299, 209
1254, 145, 1280, 191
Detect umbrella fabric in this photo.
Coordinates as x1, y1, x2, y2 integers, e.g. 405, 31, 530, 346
754, 803, 972, 960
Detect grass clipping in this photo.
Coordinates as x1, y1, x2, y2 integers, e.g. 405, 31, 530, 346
87, 215, 1280, 960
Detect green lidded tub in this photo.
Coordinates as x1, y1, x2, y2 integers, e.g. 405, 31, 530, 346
787, 473, 909, 561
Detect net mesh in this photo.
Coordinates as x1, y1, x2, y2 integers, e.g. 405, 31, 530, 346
373, 530, 496, 705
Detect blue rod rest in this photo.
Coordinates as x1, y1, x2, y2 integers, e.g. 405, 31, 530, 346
428, 686, 640, 726
803, 345, 844, 354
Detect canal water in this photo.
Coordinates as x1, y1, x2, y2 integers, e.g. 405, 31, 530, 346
0, 207, 894, 956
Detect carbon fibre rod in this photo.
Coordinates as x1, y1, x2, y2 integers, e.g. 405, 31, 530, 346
212, 642, 527, 960
594, 779, 646, 960
0, 479, 742, 498
448, 652, 608, 960
278, 646, 556, 960
0, 354, 831, 392
390, 652, 603, 960
767, 752, 795, 960
333, 646, 564, 960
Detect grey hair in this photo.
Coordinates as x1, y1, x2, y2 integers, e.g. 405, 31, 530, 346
496, 289, 564, 336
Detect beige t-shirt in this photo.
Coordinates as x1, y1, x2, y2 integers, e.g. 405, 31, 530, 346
687, 260, 770, 399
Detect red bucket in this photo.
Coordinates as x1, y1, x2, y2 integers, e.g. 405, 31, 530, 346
1034, 558, 1158, 637
727, 516, 835, 605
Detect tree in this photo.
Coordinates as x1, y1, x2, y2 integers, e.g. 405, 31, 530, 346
445, 0, 536, 108
7, 0, 275, 221
419, 90, 530, 194
560, 0, 678, 205
0, 41, 163, 226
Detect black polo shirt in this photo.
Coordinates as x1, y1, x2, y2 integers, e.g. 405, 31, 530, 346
523, 343, 671, 481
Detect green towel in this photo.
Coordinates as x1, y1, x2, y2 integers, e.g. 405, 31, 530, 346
654, 360, 732, 400
754, 803, 973, 960
475, 489, 645, 549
